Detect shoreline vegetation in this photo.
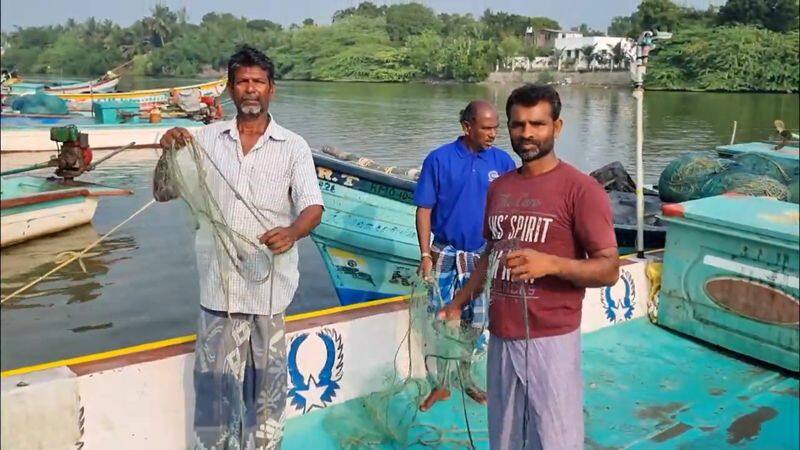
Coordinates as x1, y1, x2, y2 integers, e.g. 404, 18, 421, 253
1, 1, 798, 93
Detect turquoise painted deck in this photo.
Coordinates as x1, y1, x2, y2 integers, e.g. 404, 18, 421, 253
659, 196, 799, 371
283, 319, 799, 449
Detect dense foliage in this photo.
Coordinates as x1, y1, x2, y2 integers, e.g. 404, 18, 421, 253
1, 0, 797, 91
645, 26, 800, 92
0, 3, 558, 83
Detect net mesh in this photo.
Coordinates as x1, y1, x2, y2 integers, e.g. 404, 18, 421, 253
658, 152, 731, 203
158, 141, 274, 310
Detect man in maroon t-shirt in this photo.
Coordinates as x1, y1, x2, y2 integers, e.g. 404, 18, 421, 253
440, 84, 619, 450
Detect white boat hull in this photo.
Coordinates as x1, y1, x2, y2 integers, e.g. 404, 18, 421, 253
0, 197, 98, 247
0, 123, 203, 152
0, 258, 652, 449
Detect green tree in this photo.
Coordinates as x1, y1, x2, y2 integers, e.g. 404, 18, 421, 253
633, 0, 683, 32
578, 23, 605, 36
302, 18, 316, 27
719, 0, 800, 32
333, 2, 386, 22
384, 3, 440, 42
580, 43, 597, 69
646, 26, 799, 92
247, 19, 283, 32
608, 16, 635, 37
610, 41, 628, 70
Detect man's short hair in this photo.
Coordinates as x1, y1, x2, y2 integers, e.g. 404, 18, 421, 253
505, 84, 562, 121
459, 101, 482, 124
227, 45, 275, 86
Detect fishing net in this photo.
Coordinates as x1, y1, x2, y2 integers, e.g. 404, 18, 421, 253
787, 175, 800, 204
156, 140, 274, 310
658, 152, 732, 203
732, 152, 794, 183
319, 242, 521, 449
700, 172, 790, 201
320, 280, 490, 449
11, 92, 69, 115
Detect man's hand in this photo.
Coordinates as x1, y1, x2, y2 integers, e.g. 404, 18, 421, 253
259, 226, 298, 255
437, 301, 463, 322
505, 249, 561, 281
418, 256, 433, 281
159, 127, 193, 149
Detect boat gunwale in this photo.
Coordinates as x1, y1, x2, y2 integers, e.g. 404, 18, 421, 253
55, 77, 227, 100
0, 179, 133, 210
0, 294, 411, 378
312, 150, 417, 192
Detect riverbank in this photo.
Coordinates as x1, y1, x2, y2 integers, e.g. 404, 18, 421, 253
483, 70, 632, 87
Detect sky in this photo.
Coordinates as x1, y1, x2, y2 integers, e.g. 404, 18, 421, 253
1, 0, 721, 33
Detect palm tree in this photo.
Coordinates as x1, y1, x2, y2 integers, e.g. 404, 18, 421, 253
143, 5, 178, 48
552, 47, 565, 72
611, 42, 626, 72
580, 44, 597, 70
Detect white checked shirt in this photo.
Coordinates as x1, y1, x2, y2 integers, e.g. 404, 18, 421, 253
191, 115, 323, 316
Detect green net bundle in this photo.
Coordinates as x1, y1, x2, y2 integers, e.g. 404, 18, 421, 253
700, 172, 790, 201
658, 152, 731, 203
11, 92, 69, 115
732, 152, 793, 183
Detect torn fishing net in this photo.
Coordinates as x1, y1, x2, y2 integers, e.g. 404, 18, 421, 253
158, 141, 273, 305
320, 242, 518, 449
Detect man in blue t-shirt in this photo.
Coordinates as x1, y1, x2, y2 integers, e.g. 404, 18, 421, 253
414, 100, 516, 411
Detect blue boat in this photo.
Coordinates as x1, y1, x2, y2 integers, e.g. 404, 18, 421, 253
310, 149, 666, 306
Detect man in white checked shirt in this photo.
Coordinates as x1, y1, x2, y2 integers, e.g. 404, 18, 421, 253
154, 45, 323, 450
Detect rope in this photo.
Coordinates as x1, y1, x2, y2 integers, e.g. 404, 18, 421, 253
1, 199, 157, 305
54, 251, 102, 273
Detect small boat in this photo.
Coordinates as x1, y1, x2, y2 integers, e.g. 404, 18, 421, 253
0, 176, 131, 247
310, 148, 667, 305
8, 72, 120, 96
1, 115, 207, 153
55, 77, 227, 113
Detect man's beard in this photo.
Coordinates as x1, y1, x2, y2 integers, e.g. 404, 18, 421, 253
511, 137, 554, 163
236, 100, 264, 117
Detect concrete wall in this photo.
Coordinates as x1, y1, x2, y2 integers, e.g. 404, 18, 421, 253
484, 70, 632, 87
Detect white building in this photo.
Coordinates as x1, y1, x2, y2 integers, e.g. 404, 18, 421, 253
554, 36, 636, 70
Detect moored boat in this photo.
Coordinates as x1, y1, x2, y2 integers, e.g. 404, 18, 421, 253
8, 72, 120, 96
1, 115, 207, 153
0, 176, 131, 247
55, 77, 227, 113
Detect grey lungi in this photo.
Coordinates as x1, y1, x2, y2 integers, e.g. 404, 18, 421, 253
192, 306, 288, 450
487, 328, 583, 450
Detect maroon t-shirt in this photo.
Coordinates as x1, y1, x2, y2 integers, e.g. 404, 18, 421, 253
484, 161, 617, 339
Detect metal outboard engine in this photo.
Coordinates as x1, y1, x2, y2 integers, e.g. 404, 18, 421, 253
49, 125, 93, 180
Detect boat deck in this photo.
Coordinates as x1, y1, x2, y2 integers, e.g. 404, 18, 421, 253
283, 319, 799, 449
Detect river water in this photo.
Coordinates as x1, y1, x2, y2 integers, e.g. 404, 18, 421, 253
1, 78, 798, 370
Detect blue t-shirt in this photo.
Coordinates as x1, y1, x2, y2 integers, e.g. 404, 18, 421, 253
413, 137, 517, 252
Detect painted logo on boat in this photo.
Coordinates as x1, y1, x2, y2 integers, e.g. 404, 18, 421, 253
601, 269, 636, 323
287, 328, 344, 414
488, 170, 500, 182
329, 247, 376, 286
